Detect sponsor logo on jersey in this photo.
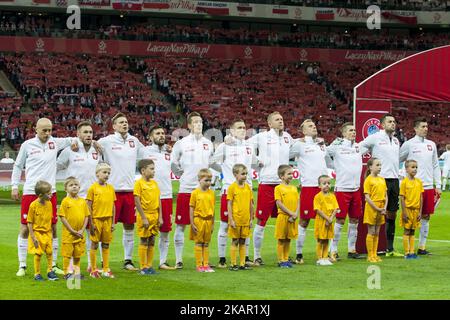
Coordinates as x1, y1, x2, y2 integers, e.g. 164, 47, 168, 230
362, 118, 381, 139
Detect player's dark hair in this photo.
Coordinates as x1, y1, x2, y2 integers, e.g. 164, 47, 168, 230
380, 113, 395, 124
187, 112, 201, 124
148, 125, 164, 138
413, 117, 427, 128
77, 121, 92, 131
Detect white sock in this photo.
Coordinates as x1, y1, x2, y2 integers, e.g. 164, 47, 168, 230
85, 231, 92, 266
348, 222, 358, 253
330, 223, 343, 253
253, 224, 265, 260
99, 242, 103, 263
52, 238, 58, 267
443, 178, 447, 191
245, 237, 250, 257
419, 219, 430, 248
18, 235, 28, 268
123, 229, 134, 261
159, 232, 170, 266
217, 221, 228, 259
69, 258, 74, 272
296, 226, 307, 255
174, 225, 185, 264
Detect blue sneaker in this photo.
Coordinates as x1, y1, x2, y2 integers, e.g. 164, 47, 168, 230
286, 261, 293, 268
139, 268, 149, 275
47, 271, 59, 281
146, 268, 158, 275
34, 274, 44, 281
405, 254, 414, 260
280, 262, 289, 268
411, 254, 419, 259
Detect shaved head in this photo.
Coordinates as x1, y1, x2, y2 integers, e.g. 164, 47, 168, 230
36, 118, 52, 128
35, 118, 53, 143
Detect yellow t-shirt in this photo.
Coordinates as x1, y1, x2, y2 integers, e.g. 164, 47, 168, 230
227, 182, 253, 226
363, 175, 387, 202
313, 192, 339, 218
189, 188, 215, 219
274, 184, 299, 216
400, 177, 424, 209
134, 178, 160, 215
59, 197, 90, 244
86, 182, 116, 218
27, 199, 52, 233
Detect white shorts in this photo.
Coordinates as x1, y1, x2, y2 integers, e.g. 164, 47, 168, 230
443, 167, 450, 178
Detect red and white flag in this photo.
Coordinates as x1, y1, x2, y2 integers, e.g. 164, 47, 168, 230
112, 0, 143, 10
315, 9, 335, 20
143, 0, 169, 9
32, 0, 50, 3
272, 6, 288, 15
196, 2, 229, 15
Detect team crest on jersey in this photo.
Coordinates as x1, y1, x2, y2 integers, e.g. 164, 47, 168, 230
165, 153, 170, 161
92, 153, 98, 160
355, 146, 359, 153
203, 144, 209, 150
48, 142, 55, 150
284, 137, 289, 143
320, 145, 325, 151
246, 147, 252, 155
427, 145, 432, 151
129, 140, 135, 148
362, 118, 381, 139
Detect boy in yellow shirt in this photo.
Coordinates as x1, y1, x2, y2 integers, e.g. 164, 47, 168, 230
227, 164, 254, 271
190, 168, 215, 273
59, 177, 89, 279
274, 165, 299, 268
314, 175, 339, 266
86, 163, 116, 278
134, 159, 163, 275
27, 180, 59, 281
400, 160, 424, 259
363, 158, 388, 263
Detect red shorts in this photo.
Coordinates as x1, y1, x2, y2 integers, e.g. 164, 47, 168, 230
160, 198, 173, 233
114, 192, 136, 224
335, 191, 363, 220
21, 193, 58, 225
220, 193, 229, 223
176, 193, 191, 225
256, 184, 278, 227
422, 189, 436, 216
300, 187, 321, 220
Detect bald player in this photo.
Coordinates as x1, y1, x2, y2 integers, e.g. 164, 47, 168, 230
399, 118, 442, 255
11, 118, 77, 276
290, 119, 330, 264
98, 113, 144, 270
248, 112, 294, 266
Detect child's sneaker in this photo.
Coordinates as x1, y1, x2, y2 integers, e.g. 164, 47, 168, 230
101, 270, 115, 278
196, 266, 205, 272
279, 262, 290, 268
16, 267, 26, 277
64, 273, 73, 280
295, 254, 304, 265
229, 265, 239, 271
90, 270, 101, 278
410, 254, 419, 259
159, 263, 176, 270
176, 262, 184, 269
203, 266, 215, 273
146, 268, 158, 275
34, 274, 44, 281
47, 271, 59, 281
239, 265, 252, 270
139, 268, 149, 275
217, 258, 227, 268
52, 265, 65, 275
245, 257, 254, 267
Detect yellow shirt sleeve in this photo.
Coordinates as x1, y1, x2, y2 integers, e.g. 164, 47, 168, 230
59, 198, 67, 217
189, 189, 197, 207
133, 180, 142, 198
27, 202, 36, 224
226, 184, 235, 201
363, 177, 371, 195
274, 185, 282, 202
83, 199, 90, 217
419, 179, 424, 193
313, 193, 322, 212
332, 194, 339, 210
86, 184, 94, 202
399, 179, 406, 197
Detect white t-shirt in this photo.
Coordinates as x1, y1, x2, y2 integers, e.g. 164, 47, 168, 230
360, 130, 400, 179
171, 134, 213, 193
290, 136, 329, 187
327, 138, 367, 192
440, 151, 450, 171
0, 158, 14, 164
11, 136, 73, 195
98, 132, 143, 192
138, 144, 173, 199
211, 138, 255, 194
57, 142, 100, 198
248, 129, 293, 184
399, 135, 441, 190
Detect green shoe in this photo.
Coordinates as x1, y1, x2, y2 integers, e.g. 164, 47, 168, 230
52, 265, 65, 275
386, 251, 404, 257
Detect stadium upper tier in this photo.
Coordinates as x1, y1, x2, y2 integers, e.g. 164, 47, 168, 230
1, 53, 448, 153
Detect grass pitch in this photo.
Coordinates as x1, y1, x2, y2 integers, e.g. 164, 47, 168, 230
1, 183, 450, 300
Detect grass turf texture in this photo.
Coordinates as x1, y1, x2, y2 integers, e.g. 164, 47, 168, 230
1, 182, 450, 300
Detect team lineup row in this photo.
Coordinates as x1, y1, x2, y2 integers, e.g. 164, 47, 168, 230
11, 111, 447, 279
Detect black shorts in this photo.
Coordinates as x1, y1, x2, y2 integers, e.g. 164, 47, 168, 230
385, 178, 399, 212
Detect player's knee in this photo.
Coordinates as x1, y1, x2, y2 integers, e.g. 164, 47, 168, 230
52, 224, 58, 237
20, 225, 29, 238
149, 236, 155, 246
124, 224, 134, 230
349, 218, 358, 224
300, 219, 309, 228
239, 239, 246, 245
101, 243, 109, 249
336, 218, 345, 225
91, 242, 99, 249
421, 215, 430, 221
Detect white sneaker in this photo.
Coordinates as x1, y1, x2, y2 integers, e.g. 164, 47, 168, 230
16, 267, 26, 277
316, 259, 324, 266
324, 259, 334, 266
